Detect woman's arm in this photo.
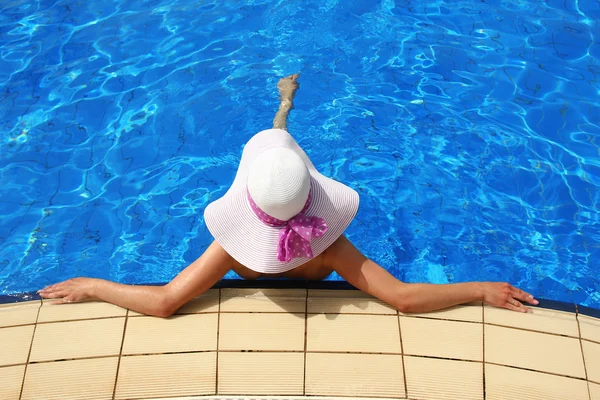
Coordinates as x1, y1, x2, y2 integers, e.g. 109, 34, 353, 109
39, 241, 233, 317
324, 236, 538, 313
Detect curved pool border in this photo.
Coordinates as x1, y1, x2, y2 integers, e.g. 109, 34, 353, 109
1, 280, 599, 317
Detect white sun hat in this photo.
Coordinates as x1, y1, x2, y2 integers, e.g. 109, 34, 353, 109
204, 128, 359, 274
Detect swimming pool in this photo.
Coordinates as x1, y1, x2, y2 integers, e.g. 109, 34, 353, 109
1, 0, 598, 308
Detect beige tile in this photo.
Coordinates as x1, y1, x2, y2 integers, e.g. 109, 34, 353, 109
307, 313, 400, 353
38, 300, 126, 322
218, 352, 304, 395
485, 305, 579, 336
485, 363, 589, 400
590, 382, 600, 400
30, 318, 125, 362
21, 357, 118, 400
0, 365, 25, 400
219, 313, 304, 351
123, 313, 217, 355
401, 302, 482, 322
115, 353, 216, 399
177, 289, 219, 314
405, 356, 482, 400
308, 289, 396, 314
306, 353, 404, 397
400, 317, 483, 361
485, 325, 585, 378
0, 325, 35, 366
128, 290, 220, 316
579, 315, 600, 343
0, 301, 39, 328
221, 288, 305, 313
584, 340, 600, 383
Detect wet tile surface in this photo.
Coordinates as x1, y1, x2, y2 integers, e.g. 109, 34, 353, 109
485, 364, 589, 400
401, 301, 482, 322
400, 316, 483, 361
218, 352, 304, 395
128, 291, 220, 317
305, 353, 405, 397
38, 300, 126, 322
221, 288, 306, 313
404, 356, 483, 400
176, 290, 220, 314
307, 289, 396, 314
485, 304, 579, 336
485, 325, 586, 378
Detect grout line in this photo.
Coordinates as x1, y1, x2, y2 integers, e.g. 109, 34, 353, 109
34, 314, 128, 325
402, 314, 483, 324
582, 337, 600, 346
0, 362, 30, 368
484, 321, 580, 339
303, 288, 308, 396
111, 310, 129, 400
485, 361, 589, 382
18, 299, 42, 400
403, 354, 483, 364
396, 313, 408, 399
0, 322, 41, 330
119, 350, 218, 357
221, 350, 404, 355
215, 289, 221, 396
482, 302, 486, 400
19, 349, 494, 361
576, 305, 593, 400
26, 354, 122, 365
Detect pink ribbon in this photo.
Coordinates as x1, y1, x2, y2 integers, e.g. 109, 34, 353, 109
247, 187, 328, 262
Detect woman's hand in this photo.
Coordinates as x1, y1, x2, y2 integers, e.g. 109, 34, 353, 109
481, 282, 539, 312
38, 278, 98, 304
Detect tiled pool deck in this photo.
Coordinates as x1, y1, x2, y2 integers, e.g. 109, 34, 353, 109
1, 287, 599, 400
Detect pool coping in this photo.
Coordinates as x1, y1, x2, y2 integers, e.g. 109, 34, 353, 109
1, 279, 599, 317
2, 286, 599, 400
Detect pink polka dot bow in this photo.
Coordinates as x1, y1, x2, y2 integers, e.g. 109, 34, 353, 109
247, 188, 329, 262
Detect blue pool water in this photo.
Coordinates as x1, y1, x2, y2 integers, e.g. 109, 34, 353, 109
1, 0, 599, 307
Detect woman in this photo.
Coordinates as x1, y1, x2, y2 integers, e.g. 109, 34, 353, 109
39, 74, 539, 316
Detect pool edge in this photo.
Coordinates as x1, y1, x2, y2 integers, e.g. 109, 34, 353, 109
1, 280, 598, 315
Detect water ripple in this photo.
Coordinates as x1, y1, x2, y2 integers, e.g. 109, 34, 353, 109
0, 0, 599, 307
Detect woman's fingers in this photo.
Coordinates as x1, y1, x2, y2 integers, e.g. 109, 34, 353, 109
39, 282, 71, 299
39, 288, 67, 298
505, 302, 526, 312
506, 298, 530, 313
39, 281, 69, 294
47, 291, 69, 299
511, 287, 539, 305
51, 297, 74, 305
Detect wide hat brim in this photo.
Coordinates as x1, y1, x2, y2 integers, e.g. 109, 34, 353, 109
204, 129, 359, 274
